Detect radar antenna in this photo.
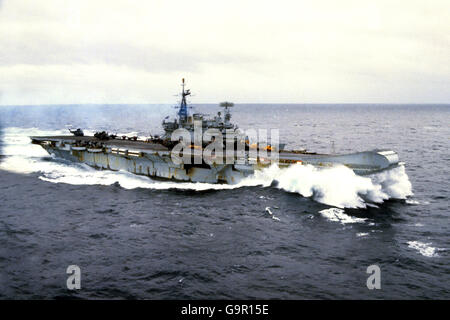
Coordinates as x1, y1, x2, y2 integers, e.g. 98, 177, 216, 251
220, 101, 234, 108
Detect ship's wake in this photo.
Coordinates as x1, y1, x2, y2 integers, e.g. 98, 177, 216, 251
0, 127, 413, 209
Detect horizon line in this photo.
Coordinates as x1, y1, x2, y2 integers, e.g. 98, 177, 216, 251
1, 102, 450, 107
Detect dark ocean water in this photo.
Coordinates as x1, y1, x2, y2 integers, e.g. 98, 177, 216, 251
0, 104, 449, 299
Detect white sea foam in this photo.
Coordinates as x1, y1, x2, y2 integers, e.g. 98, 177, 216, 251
407, 241, 444, 257
319, 208, 367, 224
1, 127, 414, 209
405, 199, 430, 205
251, 162, 413, 208
265, 207, 280, 221
356, 232, 369, 237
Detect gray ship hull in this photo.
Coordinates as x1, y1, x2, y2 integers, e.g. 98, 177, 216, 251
32, 136, 402, 184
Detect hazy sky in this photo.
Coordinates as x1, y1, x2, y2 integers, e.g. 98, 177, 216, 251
0, 0, 449, 105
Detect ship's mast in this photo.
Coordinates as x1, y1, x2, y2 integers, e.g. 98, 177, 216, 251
178, 78, 190, 122
220, 101, 234, 124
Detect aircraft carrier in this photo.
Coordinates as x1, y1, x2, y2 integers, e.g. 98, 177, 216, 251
31, 79, 402, 184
